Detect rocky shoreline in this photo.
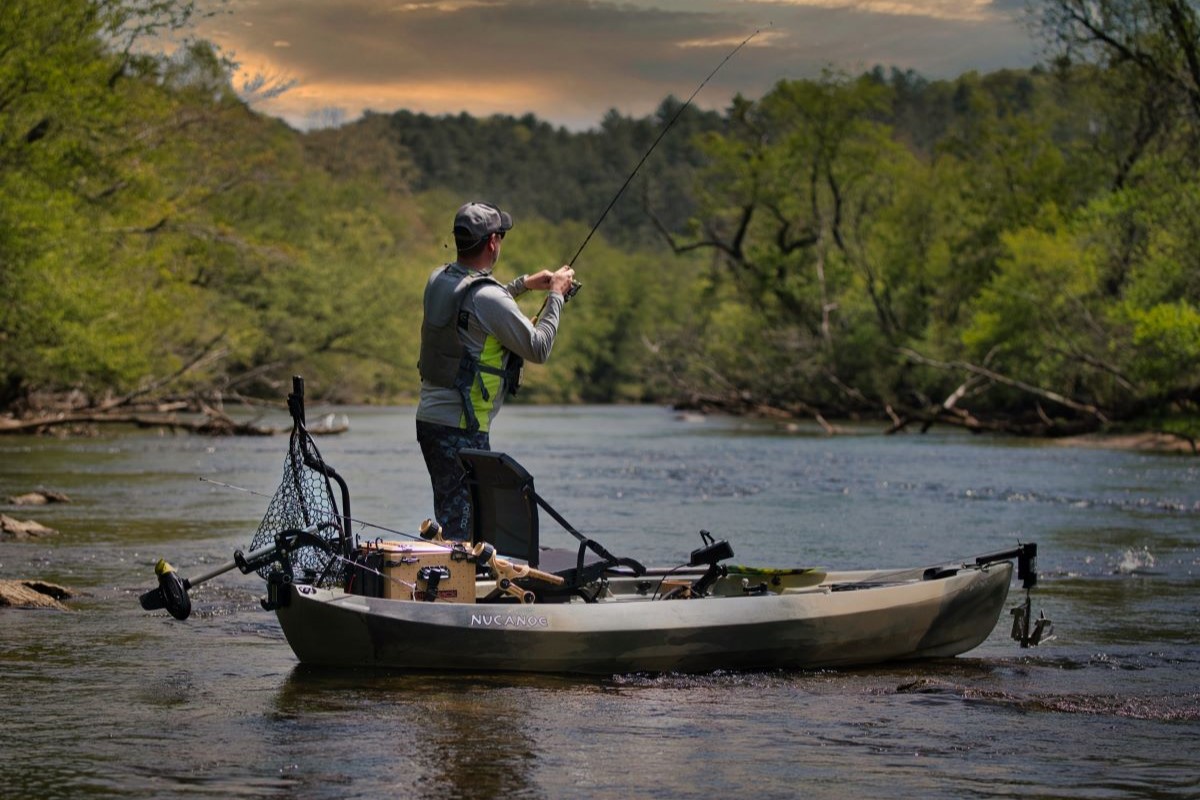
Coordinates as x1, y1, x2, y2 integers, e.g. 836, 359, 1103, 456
1, 490, 72, 610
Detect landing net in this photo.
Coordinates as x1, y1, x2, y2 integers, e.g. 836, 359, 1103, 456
247, 422, 345, 585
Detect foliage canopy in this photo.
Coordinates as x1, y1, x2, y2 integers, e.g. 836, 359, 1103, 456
1, 0, 1197, 438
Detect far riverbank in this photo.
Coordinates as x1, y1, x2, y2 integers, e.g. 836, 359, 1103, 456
1053, 431, 1197, 455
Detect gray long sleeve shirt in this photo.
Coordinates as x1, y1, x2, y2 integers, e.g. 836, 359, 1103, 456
415, 263, 563, 432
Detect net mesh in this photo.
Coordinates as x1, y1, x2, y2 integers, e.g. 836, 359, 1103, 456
247, 424, 346, 584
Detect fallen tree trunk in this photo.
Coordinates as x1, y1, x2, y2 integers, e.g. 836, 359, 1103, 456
674, 387, 1104, 438
0, 340, 335, 437
898, 348, 1111, 424
0, 404, 348, 437
883, 403, 1101, 437
0, 410, 282, 436
674, 391, 841, 433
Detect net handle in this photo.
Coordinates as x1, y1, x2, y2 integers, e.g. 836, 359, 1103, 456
288, 376, 354, 560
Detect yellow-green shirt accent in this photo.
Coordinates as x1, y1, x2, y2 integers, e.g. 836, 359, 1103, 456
462, 334, 507, 433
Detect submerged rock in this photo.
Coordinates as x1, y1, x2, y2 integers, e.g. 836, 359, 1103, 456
6, 490, 71, 505
0, 579, 73, 610
0, 514, 58, 539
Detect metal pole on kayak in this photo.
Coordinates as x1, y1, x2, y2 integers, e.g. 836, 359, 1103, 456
139, 524, 326, 620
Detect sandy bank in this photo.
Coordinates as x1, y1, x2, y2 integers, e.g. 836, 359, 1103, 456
1055, 431, 1197, 455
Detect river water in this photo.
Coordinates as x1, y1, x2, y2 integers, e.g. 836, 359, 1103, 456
2, 405, 1198, 798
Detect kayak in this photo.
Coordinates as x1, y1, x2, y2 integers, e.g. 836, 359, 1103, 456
272, 558, 1019, 674
142, 377, 1051, 675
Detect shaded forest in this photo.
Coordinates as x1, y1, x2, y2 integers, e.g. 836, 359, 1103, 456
2, 0, 1198, 439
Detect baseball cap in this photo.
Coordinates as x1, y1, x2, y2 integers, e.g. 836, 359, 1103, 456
453, 202, 513, 246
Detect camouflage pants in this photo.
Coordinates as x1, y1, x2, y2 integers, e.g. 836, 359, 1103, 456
416, 420, 490, 540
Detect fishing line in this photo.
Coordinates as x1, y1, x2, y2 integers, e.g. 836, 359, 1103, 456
332, 550, 418, 595
199, 476, 271, 498
566, 24, 768, 269
198, 476, 425, 543
528, 24, 766, 324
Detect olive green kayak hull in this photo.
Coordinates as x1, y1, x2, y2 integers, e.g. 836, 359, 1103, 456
274, 561, 1014, 674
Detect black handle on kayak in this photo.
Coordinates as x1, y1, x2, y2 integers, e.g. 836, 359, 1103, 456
974, 542, 1037, 589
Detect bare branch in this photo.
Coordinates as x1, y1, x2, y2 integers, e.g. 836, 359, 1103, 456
899, 347, 1110, 422
97, 333, 229, 412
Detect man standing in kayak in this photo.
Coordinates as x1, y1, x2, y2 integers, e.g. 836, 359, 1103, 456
416, 201, 575, 539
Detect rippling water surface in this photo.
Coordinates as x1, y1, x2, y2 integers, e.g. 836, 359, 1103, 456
2, 406, 1198, 798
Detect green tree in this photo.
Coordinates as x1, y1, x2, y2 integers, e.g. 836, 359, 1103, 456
1033, 0, 1200, 128
674, 72, 920, 411
0, 0, 184, 402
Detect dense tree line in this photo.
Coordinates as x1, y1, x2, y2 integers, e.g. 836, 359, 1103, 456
1, 0, 1197, 439
357, 101, 726, 247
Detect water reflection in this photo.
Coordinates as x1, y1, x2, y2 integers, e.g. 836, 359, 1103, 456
273, 668, 544, 799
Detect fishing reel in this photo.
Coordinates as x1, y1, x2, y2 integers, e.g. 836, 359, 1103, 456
565, 279, 582, 302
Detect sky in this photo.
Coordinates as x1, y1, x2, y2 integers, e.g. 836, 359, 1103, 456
192, 0, 1041, 131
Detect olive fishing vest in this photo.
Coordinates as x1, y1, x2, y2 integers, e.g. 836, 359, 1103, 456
418, 265, 522, 433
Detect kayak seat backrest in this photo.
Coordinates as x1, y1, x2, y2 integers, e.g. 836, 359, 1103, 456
458, 449, 646, 594
457, 449, 541, 567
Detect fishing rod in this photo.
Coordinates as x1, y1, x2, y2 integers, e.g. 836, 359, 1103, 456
564, 24, 767, 283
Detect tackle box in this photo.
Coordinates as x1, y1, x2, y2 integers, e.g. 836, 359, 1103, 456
374, 540, 477, 603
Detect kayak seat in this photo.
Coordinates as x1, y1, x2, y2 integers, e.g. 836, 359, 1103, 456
457, 449, 646, 601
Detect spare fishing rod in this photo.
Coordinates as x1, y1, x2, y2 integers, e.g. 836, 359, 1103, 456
562, 24, 767, 298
